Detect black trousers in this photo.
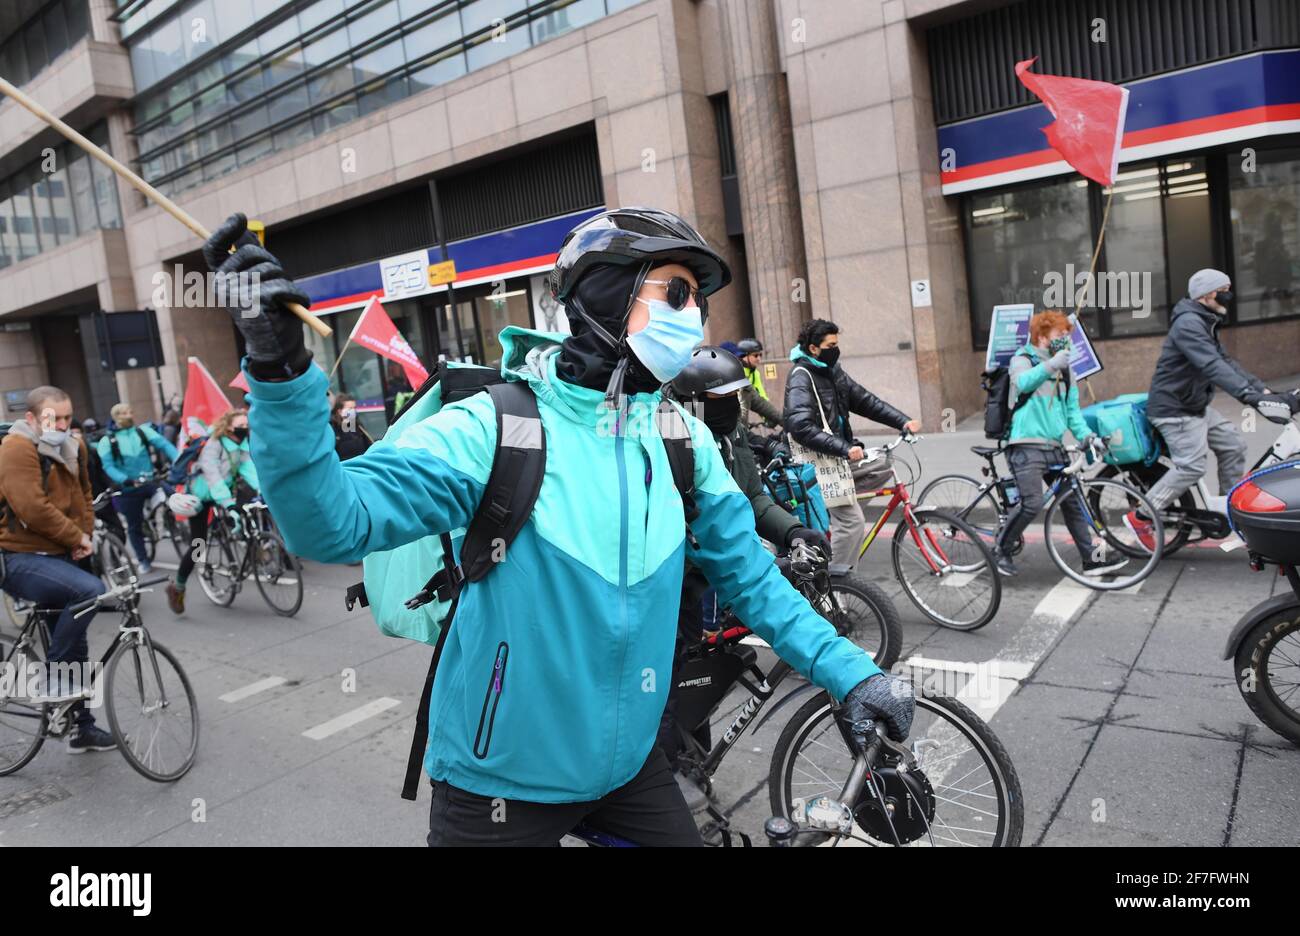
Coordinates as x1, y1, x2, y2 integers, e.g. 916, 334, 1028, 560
426, 746, 703, 847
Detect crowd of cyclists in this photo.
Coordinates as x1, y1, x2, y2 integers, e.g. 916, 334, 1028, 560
2, 202, 1294, 846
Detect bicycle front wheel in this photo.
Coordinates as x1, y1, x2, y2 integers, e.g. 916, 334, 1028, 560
916, 474, 1004, 548
252, 532, 304, 618
105, 636, 199, 782
827, 574, 903, 671
98, 531, 137, 589
1044, 478, 1163, 590
197, 521, 238, 607
768, 690, 1023, 847
891, 508, 1001, 631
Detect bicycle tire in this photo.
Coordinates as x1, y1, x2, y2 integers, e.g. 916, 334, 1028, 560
105, 637, 200, 782
98, 531, 137, 589
0, 624, 48, 776
252, 531, 304, 618
1094, 464, 1194, 557
891, 507, 1001, 631
197, 521, 238, 607
916, 474, 1004, 544
1043, 478, 1163, 591
768, 690, 1023, 847
1233, 602, 1300, 744
827, 573, 902, 671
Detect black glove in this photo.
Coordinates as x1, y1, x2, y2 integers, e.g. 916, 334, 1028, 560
203, 213, 313, 381
841, 673, 915, 745
786, 525, 830, 557
1253, 392, 1298, 426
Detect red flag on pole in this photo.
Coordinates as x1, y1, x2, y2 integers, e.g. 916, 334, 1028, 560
181, 357, 233, 441
1015, 58, 1130, 186
347, 296, 430, 388
229, 370, 250, 393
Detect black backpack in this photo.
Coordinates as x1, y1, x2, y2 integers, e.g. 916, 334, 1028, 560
981, 366, 1035, 440
344, 362, 698, 800
107, 427, 150, 466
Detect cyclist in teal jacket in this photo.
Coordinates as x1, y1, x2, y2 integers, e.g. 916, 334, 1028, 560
203, 208, 913, 846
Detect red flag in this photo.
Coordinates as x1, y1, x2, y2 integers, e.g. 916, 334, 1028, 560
347, 296, 429, 388
181, 357, 233, 441
1015, 58, 1130, 186
229, 370, 250, 393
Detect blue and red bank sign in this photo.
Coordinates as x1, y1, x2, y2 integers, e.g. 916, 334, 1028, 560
939, 49, 1300, 194
300, 206, 604, 314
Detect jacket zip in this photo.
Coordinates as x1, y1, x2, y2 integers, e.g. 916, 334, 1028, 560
472, 641, 509, 759
608, 421, 632, 790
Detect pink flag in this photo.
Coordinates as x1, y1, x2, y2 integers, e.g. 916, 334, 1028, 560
1015, 58, 1130, 186
229, 370, 250, 392
181, 357, 233, 441
347, 296, 429, 388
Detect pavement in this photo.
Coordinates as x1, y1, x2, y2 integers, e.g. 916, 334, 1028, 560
1, 383, 1297, 847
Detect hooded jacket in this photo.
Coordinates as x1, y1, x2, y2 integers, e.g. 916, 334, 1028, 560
96, 424, 177, 484
1146, 298, 1265, 419
0, 421, 94, 554
1007, 345, 1093, 447
244, 327, 880, 803
783, 346, 909, 458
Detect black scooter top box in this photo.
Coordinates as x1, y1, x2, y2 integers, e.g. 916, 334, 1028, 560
1229, 462, 1300, 565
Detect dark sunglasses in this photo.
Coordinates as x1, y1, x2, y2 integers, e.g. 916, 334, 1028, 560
643, 276, 708, 316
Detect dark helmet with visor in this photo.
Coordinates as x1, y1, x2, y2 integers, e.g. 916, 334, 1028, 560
669, 346, 751, 401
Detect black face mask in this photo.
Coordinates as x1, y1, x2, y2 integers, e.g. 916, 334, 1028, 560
700, 395, 740, 436
1216, 289, 1234, 305
815, 345, 840, 368
230, 427, 249, 442
556, 264, 661, 397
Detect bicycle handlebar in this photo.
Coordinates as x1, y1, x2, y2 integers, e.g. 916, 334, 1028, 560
70, 574, 167, 618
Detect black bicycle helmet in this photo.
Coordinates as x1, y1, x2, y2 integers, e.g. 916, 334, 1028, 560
550, 207, 731, 305
669, 346, 751, 401
736, 338, 763, 355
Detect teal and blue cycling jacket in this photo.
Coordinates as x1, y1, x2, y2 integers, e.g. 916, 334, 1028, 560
96, 425, 177, 485
244, 327, 881, 803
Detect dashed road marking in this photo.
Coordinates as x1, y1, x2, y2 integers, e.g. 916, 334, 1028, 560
219, 676, 288, 703
302, 698, 401, 740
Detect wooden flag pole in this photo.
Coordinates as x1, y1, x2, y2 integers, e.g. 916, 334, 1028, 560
0, 75, 332, 338
1074, 188, 1115, 404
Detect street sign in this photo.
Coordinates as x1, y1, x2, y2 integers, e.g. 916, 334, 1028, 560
380, 250, 429, 301
428, 260, 457, 286
911, 279, 932, 308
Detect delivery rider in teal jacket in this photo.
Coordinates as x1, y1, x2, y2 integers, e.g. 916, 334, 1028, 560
202, 208, 914, 846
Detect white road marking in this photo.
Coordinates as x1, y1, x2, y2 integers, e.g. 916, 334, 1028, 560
303, 698, 401, 740
218, 676, 288, 703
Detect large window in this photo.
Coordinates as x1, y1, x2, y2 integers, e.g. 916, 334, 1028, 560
0, 1, 91, 89
129, 0, 650, 197
1229, 147, 1300, 322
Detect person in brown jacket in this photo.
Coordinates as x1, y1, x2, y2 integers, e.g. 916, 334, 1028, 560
0, 385, 114, 753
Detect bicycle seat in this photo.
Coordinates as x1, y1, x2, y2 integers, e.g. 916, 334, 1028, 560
970, 445, 1003, 458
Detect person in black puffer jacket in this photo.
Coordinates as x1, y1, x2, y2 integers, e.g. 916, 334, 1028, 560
784, 319, 920, 567
331, 393, 373, 461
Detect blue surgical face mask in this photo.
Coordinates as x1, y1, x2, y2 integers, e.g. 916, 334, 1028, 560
41, 428, 69, 447
626, 299, 704, 383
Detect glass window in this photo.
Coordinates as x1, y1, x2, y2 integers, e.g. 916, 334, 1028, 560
29, 171, 59, 250
47, 161, 77, 244
253, 0, 293, 19
312, 93, 359, 134
130, 39, 159, 91
43, 3, 70, 61
358, 71, 408, 116
302, 24, 348, 67
147, 16, 185, 84
265, 42, 304, 89
196, 119, 234, 158
299, 0, 347, 35
64, 0, 91, 45
273, 114, 314, 152
183, 0, 219, 62
231, 103, 269, 142
68, 151, 97, 232
965, 178, 1092, 344
25, 18, 48, 77
268, 79, 309, 125
353, 34, 403, 85
0, 189, 14, 270
531, 0, 602, 44
403, 4, 462, 61
237, 129, 275, 167
258, 15, 298, 56
1160, 158, 1214, 318
229, 61, 265, 104
409, 48, 465, 93
216, 0, 259, 39
87, 126, 122, 229
459, 0, 526, 36
348, 0, 401, 47
465, 22, 529, 70
203, 150, 237, 182
398, 0, 447, 21
606, 0, 646, 10
476, 288, 530, 367
193, 82, 231, 126
1102, 163, 1171, 336
1229, 147, 1300, 322
307, 59, 353, 105
224, 38, 261, 76
10, 180, 40, 260
3, 35, 30, 86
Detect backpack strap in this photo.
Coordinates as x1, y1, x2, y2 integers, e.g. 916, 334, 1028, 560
657, 399, 698, 525
109, 432, 122, 464
401, 593, 457, 801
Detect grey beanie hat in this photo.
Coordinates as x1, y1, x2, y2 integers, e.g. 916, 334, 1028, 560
1188, 268, 1230, 300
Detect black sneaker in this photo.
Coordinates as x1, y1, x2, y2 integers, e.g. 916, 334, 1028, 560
994, 553, 1018, 577
1082, 556, 1130, 577
67, 725, 117, 754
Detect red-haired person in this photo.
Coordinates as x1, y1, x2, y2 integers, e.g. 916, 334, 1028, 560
995, 310, 1128, 578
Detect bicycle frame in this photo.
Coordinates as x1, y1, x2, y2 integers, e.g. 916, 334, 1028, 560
856, 473, 951, 574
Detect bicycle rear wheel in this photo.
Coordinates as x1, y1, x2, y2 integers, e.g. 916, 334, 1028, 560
252, 531, 304, 617
827, 574, 902, 670
768, 690, 1023, 847
891, 508, 1001, 631
0, 624, 48, 776
105, 636, 199, 782
1094, 465, 1194, 557
916, 474, 1005, 548
1044, 478, 1163, 590
98, 531, 137, 589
